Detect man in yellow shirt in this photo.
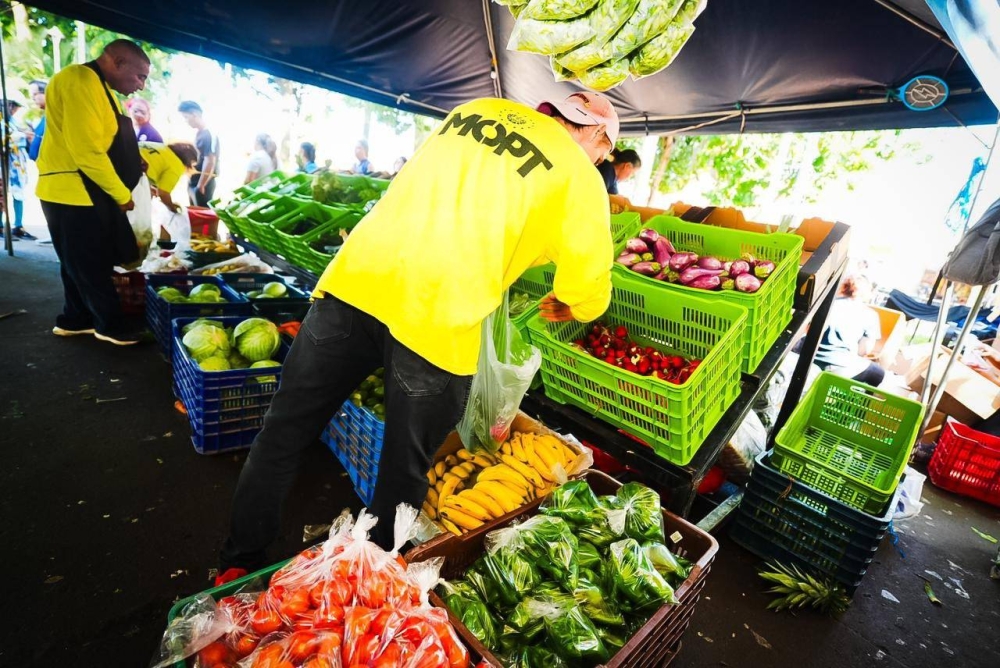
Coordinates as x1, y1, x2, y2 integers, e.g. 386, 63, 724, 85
138, 141, 198, 212
37, 40, 149, 345
217, 93, 618, 578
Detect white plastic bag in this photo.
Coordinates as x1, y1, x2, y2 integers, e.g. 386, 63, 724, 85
893, 466, 926, 521
126, 175, 154, 248
153, 198, 191, 244
458, 293, 542, 453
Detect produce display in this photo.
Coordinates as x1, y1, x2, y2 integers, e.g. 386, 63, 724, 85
503, 0, 707, 90
181, 317, 282, 372
312, 172, 383, 209
188, 235, 237, 254
423, 432, 580, 535
283, 217, 324, 237
574, 322, 701, 384
152, 508, 473, 668
350, 369, 386, 421
617, 227, 776, 293
278, 321, 302, 339
157, 283, 231, 304
244, 282, 291, 301
433, 479, 691, 666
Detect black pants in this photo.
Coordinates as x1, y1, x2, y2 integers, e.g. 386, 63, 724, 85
852, 361, 885, 388
41, 201, 124, 335
220, 296, 472, 569
189, 179, 216, 207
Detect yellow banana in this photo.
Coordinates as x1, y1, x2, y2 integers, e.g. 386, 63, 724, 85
501, 454, 545, 489
426, 487, 439, 509
434, 479, 445, 494
422, 500, 437, 520
501, 479, 534, 501
426, 468, 437, 487
440, 507, 484, 531
459, 462, 477, 476
440, 518, 462, 535
526, 442, 557, 483
533, 437, 562, 472
478, 464, 532, 492
499, 440, 513, 457
434, 461, 447, 477
456, 449, 474, 462
474, 481, 522, 513
438, 476, 460, 508
460, 489, 506, 518
510, 434, 526, 462
445, 454, 458, 467
471, 454, 496, 469
449, 465, 471, 481
443, 495, 492, 521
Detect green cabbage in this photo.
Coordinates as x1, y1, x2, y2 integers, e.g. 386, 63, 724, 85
227, 350, 251, 369
233, 318, 280, 362
553, 0, 642, 72
521, 0, 600, 21
198, 356, 231, 372
188, 283, 221, 299
182, 319, 224, 334
183, 326, 231, 362
250, 359, 281, 383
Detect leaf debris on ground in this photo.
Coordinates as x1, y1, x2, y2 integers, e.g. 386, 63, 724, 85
971, 527, 998, 544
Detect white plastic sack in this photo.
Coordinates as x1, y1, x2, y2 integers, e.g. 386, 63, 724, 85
126, 175, 154, 249
191, 253, 274, 275
153, 198, 191, 244
893, 466, 926, 521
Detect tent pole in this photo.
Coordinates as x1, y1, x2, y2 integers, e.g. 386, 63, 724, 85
961, 120, 1000, 234
871, 0, 956, 49
481, 0, 503, 98
918, 280, 953, 408
0, 23, 13, 257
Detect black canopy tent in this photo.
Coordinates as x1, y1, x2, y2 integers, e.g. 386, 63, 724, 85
20, 0, 999, 134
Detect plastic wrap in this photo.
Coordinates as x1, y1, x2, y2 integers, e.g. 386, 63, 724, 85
149, 594, 240, 668
521, 0, 600, 20
617, 482, 665, 543
507, 3, 600, 54
438, 580, 500, 649
524, 596, 610, 663
550, 56, 578, 82
629, 22, 695, 79
577, 541, 602, 571
190, 253, 275, 275
551, 0, 641, 72
539, 479, 601, 525
717, 410, 768, 485
126, 175, 154, 255
572, 572, 625, 627
486, 515, 580, 589
642, 541, 692, 585
578, 58, 630, 92
607, 538, 678, 612
457, 293, 541, 453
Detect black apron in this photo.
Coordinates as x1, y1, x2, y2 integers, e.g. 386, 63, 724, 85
82, 61, 143, 266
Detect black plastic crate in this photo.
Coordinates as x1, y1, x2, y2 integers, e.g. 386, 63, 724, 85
219, 273, 311, 319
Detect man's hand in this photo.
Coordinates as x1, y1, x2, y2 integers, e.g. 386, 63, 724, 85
119, 199, 135, 213
198, 182, 207, 195
539, 294, 574, 322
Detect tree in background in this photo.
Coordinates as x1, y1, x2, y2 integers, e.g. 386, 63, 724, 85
646, 130, 924, 209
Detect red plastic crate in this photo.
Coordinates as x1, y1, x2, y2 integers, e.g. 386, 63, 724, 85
112, 271, 146, 315
188, 206, 220, 239
928, 420, 1000, 507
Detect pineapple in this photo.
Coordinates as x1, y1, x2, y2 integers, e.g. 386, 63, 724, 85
758, 562, 851, 616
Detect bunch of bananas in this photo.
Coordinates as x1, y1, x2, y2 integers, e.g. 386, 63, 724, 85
199, 263, 249, 275
423, 432, 578, 536
189, 236, 237, 254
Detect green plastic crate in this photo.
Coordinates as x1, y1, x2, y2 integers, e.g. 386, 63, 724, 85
509, 263, 555, 335
244, 196, 310, 254
218, 192, 278, 241
312, 173, 390, 211
272, 201, 352, 258
613, 215, 803, 374
284, 208, 365, 275
232, 170, 290, 200
610, 211, 642, 244
273, 172, 315, 198
527, 271, 747, 465
772, 372, 925, 514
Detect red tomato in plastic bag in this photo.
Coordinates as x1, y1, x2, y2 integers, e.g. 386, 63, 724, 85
350, 632, 381, 666
321, 577, 353, 607
250, 643, 294, 668
250, 607, 284, 636
397, 619, 434, 647
196, 641, 235, 667
233, 634, 261, 659
409, 641, 449, 668
316, 629, 343, 657
369, 608, 394, 637
430, 616, 470, 668
313, 601, 345, 629
279, 587, 312, 618
301, 657, 337, 668
286, 630, 319, 663
370, 640, 403, 668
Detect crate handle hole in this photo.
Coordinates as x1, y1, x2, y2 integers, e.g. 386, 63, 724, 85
849, 385, 885, 401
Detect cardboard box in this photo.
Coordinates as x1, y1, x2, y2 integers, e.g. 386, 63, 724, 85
869, 306, 907, 367
921, 410, 948, 443
668, 202, 851, 310
905, 346, 1000, 423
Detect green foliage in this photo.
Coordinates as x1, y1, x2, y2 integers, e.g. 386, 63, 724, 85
652, 129, 925, 208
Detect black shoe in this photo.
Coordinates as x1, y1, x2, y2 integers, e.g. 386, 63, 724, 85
94, 330, 141, 346
13, 228, 37, 241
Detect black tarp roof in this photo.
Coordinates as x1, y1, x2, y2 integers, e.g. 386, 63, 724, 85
24, 0, 999, 134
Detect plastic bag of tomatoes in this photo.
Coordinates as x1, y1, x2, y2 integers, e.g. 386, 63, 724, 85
151, 505, 472, 668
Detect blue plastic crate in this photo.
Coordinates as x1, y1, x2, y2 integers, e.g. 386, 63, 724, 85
220, 273, 311, 320
321, 400, 385, 505
730, 451, 900, 594
146, 274, 251, 356
172, 316, 290, 454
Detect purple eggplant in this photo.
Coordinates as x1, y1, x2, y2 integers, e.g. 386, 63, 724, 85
625, 238, 648, 254
653, 270, 668, 281
631, 261, 662, 276
668, 252, 699, 272
638, 228, 660, 245
721, 278, 735, 290
679, 266, 724, 285
735, 273, 762, 293
690, 275, 722, 290
728, 260, 751, 277
754, 260, 776, 279
653, 238, 673, 266
697, 256, 724, 271
616, 253, 642, 267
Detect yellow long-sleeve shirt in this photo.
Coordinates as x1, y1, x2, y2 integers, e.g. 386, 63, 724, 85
139, 142, 186, 193
36, 64, 132, 206
316, 98, 613, 376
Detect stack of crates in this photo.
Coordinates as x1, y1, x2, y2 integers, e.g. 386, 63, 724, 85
731, 372, 924, 593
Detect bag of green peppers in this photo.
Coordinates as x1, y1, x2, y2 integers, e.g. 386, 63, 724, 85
486, 515, 580, 589
578, 540, 602, 571
437, 580, 499, 650
524, 596, 610, 663
608, 538, 678, 612
539, 480, 601, 525
577, 496, 627, 548
478, 549, 545, 609
508, 587, 568, 640
501, 645, 570, 668
573, 572, 625, 627
617, 482, 665, 543
643, 541, 693, 586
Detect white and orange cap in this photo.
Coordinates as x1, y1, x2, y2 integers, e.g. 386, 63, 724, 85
537, 92, 620, 145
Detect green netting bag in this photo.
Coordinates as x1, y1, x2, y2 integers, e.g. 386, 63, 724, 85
578, 58, 630, 91
521, 0, 601, 20
629, 21, 695, 78
550, 0, 641, 72
457, 292, 541, 454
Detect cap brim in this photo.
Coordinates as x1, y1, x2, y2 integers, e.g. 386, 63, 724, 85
539, 98, 618, 145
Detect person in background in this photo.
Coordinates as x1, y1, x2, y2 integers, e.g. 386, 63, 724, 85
139, 141, 198, 215
28, 80, 47, 162
297, 141, 318, 174
215, 91, 618, 582
2, 97, 33, 240
392, 156, 407, 176
127, 98, 162, 143
813, 275, 885, 387
596, 148, 641, 195
245, 133, 278, 184
36, 39, 149, 345
352, 139, 372, 175
178, 100, 219, 206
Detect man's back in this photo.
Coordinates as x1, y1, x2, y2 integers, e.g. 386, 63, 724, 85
192, 127, 220, 186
